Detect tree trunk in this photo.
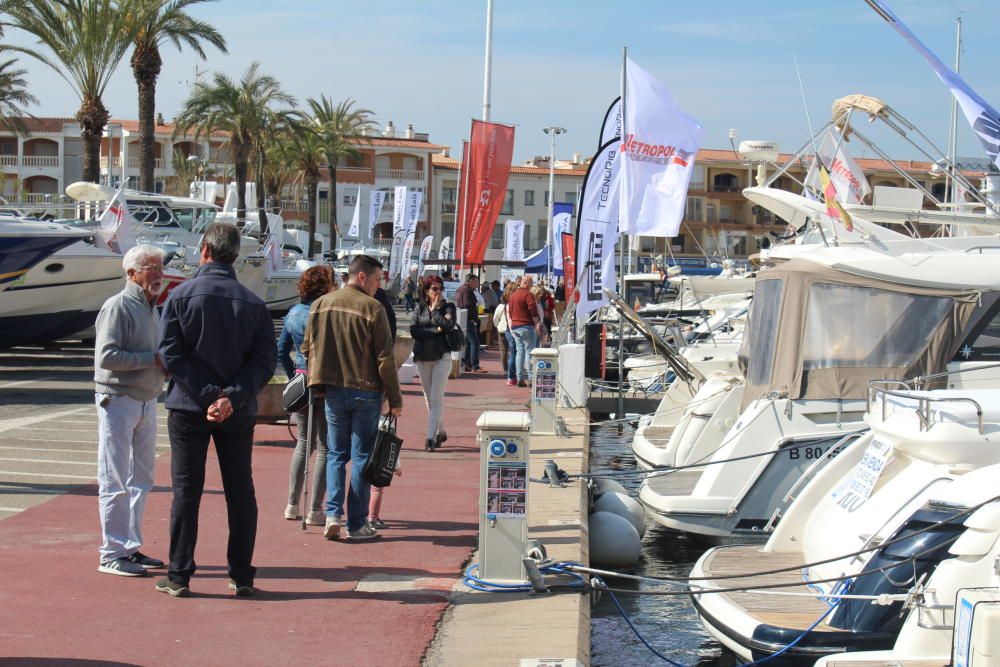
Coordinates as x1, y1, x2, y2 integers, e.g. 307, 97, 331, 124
234, 141, 249, 225
76, 95, 110, 184
306, 176, 318, 259
255, 147, 268, 237
329, 159, 339, 247
131, 43, 162, 193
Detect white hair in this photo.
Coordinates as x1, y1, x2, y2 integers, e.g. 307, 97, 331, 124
122, 244, 167, 273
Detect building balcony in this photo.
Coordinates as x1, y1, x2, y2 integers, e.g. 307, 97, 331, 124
0, 155, 17, 167
375, 168, 424, 182
21, 156, 60, 168
126, 157, 165, 170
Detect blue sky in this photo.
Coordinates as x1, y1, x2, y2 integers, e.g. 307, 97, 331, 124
7, 0, 1000, 164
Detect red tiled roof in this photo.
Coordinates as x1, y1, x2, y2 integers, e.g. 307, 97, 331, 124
351, 137, 446, 151
3, 117, 76, 133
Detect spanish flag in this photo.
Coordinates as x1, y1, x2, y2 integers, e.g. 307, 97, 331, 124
818, 163, 854, 232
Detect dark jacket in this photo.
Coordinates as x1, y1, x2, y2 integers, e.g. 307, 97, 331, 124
374, 287, 397, 342
410, 300, 457, 362
276, 299, 313, 378
158, 262, 277, 413
302, 283, 402, 408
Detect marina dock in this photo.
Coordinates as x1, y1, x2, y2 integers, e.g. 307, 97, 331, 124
0, 342, 593, 666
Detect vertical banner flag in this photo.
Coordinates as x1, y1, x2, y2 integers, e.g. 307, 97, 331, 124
619, 57, 704, 237
504, 219, 525, 261
95, 187, 137, 254
576, 138, 622, 317
804, 133, 871, 204
438, 236, 451, 260
550, 202, 574, 270
417, 235, 434, 276
347, 186, 362, 238
818, 165, 854, 232
401, 191, 424, 274
865, 0, 1000, 170
387, 186, 407, 280
460, 120, 516, 264
454, 141, 468, 259
367, 190, 387, 242
561, 232, 577, 302
599, 97, 622, 149
261, 212, 284, 276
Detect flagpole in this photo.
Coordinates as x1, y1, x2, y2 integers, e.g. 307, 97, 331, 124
617, 46, 627, 420
482, 0, 493, 122
946, 17, 962, 204
457, 139, 472, 278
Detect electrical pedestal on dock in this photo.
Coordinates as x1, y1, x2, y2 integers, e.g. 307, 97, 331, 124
530, 348, 559, 435
477, 411, 532, 583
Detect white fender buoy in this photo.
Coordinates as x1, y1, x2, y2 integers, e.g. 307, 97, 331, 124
591, 477, 628, 500
593, 491, 647, 538
589, 511, 641, 567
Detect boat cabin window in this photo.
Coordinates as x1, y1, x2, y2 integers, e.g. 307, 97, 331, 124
172, 207, 216, 233
746, 279, 783, 385
126, 199, 175, 227
802, 283, 951, 370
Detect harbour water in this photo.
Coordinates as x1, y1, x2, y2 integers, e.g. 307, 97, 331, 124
589, 420, 731, 667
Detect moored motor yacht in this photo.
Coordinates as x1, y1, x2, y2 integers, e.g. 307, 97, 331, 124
0, 219, 92, 291
689, 378, 1000, 664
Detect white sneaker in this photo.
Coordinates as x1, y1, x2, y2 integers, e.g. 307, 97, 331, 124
284, 503, 300, 520
305, 510, 325, 526
323, 518, 341, 540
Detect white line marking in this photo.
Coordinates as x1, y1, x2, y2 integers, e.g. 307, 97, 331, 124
0, 470, 94, 480
0, 444, 169, 454
0, 457, 96, 466
0, 377, 52, 390
0, 506, 25, 512
0, 407, 92, 434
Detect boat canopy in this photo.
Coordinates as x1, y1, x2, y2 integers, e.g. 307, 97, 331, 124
832, 94, 890, 136
738, 257, 979, 407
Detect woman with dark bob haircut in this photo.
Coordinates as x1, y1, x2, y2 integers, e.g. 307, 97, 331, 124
276, 265, 335, 525
409, 274, 458, 451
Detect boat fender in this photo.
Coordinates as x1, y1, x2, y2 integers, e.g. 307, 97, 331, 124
589, 511, 641, 567
593, 491, 647, 539
590, 477, 629, 501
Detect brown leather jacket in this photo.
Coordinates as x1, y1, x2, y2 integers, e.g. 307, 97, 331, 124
301, 284, 402, 408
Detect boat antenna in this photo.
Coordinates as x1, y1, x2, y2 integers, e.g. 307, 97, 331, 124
794, 54, 837, 246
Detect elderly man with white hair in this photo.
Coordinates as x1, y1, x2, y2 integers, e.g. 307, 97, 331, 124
93, 244, 167, 577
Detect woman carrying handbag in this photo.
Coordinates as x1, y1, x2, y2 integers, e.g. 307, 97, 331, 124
409, 275, 457, 451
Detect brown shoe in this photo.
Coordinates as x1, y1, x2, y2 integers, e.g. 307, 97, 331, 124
474, 367, 488, 373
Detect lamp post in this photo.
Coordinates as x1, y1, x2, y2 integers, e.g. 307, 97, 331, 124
186, 154, 206, 203
543, 126, 566, 283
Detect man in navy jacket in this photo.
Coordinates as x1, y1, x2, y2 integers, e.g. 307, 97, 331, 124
155, 223, 276, 598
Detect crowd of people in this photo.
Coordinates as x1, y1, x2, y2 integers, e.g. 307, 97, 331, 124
92, 224, 561, 597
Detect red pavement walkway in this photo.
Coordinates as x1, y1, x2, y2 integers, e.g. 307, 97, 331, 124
0, 350, 526, 667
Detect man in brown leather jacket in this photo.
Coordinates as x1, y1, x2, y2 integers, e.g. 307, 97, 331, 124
302, 255, 402, 540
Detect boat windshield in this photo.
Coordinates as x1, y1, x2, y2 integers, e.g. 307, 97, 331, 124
746, 278, 783, 386
127, 199, 175, 227
802, 283, 952, 370
173, 206, 216, 233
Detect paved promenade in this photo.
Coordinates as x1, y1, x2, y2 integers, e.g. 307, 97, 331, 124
0, 342, 525, 666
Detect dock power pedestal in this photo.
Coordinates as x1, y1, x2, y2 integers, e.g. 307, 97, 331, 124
530, 348, 559, 435
477, 411, 532, 583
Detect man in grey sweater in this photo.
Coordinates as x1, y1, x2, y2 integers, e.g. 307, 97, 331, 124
94, 245, 167, 577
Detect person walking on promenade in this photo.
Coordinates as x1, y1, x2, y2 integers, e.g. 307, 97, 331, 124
277, 265, 334, 526
156, 223, 277, 598
410, 275, 458, 451
303, 255, 402, 541
94, 244, 167, 577
493, 281, 518, 387
509, 275, 543, 387
454, 274, 486, 373
374, 276, 398, 342
402, 274, 416, 313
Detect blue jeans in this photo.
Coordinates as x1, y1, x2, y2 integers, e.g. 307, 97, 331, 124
323, 386, 382, 531
504, 331, 517, 380
511, 325, 537, 382
463, 311, 480, 368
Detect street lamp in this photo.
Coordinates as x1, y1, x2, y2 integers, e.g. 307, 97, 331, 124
186, 154, 206, 203
543, 126, 566, 282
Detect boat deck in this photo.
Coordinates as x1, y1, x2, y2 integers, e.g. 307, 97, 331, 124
824, 662, 945, 667
645, 469, 702, 496
642, 425, 674, 447
698, 545, 837, 631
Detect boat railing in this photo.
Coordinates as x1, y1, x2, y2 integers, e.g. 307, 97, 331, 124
867, 381, 984, 435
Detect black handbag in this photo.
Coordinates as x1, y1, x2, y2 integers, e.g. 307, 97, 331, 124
445, 324, 465, 352
364, 415, 404, 488
282, 373, 309, 413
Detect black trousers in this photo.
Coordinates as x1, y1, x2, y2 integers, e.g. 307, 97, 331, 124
166, 409, 258, 586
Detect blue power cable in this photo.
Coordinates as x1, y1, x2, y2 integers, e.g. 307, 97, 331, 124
463, 561, 587, 593
606, 589, 688, 667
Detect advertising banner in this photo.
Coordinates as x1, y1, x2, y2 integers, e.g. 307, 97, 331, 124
460, 120, 516, 264
438, 236, 451, 260
347, 186, 362, 238
367, 190, 387, 242
400, 190, 424, 274
504, 219, 525, 261
599, 97, 622, 149
550, 202, 574, 270
417, 235, 434, 275
561, 232, 576, 302
387, 186, 407, 280
576, 138, 622, 317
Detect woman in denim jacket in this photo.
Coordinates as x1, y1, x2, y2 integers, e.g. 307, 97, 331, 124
277, 265, 334, 525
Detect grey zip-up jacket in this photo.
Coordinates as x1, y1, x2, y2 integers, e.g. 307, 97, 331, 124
94, 280, 164, 401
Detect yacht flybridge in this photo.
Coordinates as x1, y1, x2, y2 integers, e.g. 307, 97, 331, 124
637, 235, 1000, 541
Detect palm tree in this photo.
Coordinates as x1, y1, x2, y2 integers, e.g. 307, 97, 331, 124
0, 58, 38, 132
174, 62, 294, 225
307, 96, 374, 246
127, 0, 227, 193
4, 0, 137, 183
281, 119, 328, 257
